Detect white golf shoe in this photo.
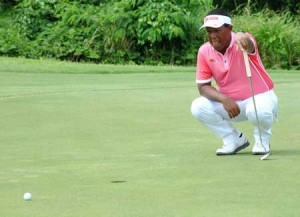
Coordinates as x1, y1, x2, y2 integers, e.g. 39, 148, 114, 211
216, 133, 250, 155
252, 143, 270, 155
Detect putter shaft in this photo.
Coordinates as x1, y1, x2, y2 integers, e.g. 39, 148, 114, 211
243, 51, 268, 154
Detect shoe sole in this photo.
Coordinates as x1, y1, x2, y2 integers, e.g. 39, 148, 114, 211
252, 143, 271, 155
252, 151, 270, 155
216, 141, 250, 156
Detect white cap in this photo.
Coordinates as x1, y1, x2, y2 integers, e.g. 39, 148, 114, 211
199, 15, 232, 30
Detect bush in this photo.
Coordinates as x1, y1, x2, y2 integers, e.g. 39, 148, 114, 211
13, 0, 211, 65
234, 9, 300, 69
35, 2, 105, 61
0, 7, 26, 56
213, 0, 300, 15
16, 0, 59, 40
131, 0, 210, 65
0, 28, 21, 56
0, 0, 299, 69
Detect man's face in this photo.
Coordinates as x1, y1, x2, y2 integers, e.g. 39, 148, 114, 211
206, 25, 232, 53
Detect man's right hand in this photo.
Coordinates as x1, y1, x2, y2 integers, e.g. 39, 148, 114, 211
220, 95, 240, 119
198, 83, 240, 119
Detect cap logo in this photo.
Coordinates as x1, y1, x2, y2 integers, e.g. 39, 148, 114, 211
204, 16, 219, 22
199, 15, 232, 30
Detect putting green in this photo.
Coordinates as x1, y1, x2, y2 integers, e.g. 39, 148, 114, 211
0, 61, 300, 217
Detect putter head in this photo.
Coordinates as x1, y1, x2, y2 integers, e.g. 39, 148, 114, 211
260, 152, 270, 161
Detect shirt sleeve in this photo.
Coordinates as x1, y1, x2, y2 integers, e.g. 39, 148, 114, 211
196, 47, 213, 84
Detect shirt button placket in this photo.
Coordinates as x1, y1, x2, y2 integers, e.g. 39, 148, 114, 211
223, 56, 229, 69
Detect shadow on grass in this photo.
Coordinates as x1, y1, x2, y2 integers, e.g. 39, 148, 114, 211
272, 149, 300, 156
232, 149, 300, 161
237, 149, 300, 157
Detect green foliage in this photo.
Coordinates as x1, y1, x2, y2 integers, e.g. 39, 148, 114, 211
234, 9, 300, 69
130, 0, 199, 64
11, 0, 211, 65
0, 9, 26, 56
213, 0, 300, 15
0, 0, 18, 12
35, 2, 105, 61
16, 0, 58, 40
0, 0, 299, 68
0, 28, 23, 56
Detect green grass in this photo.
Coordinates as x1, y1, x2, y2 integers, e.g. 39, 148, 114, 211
0, 57, 195, 74
1, 58, 300, 217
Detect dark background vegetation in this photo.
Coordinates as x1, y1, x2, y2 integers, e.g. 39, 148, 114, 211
0, 0, 299, 69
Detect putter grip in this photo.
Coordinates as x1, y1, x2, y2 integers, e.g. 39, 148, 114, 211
243, 50, 252, 77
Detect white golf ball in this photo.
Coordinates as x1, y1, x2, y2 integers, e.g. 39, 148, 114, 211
23, 192, 32, 201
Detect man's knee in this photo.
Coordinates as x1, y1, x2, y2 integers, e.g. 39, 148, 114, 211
191, 98, 202, 118
246, 109, 274, 127
191, 97, 216, 122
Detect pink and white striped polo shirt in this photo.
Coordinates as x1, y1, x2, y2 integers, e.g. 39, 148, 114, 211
196, 32, 274, 101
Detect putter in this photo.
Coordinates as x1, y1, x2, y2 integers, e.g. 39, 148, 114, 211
243, 50, 270, 160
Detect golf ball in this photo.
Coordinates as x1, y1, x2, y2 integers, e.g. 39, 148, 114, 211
23, 192, 32, 201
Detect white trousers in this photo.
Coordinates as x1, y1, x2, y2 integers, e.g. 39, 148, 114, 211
191, 90, 278, 145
